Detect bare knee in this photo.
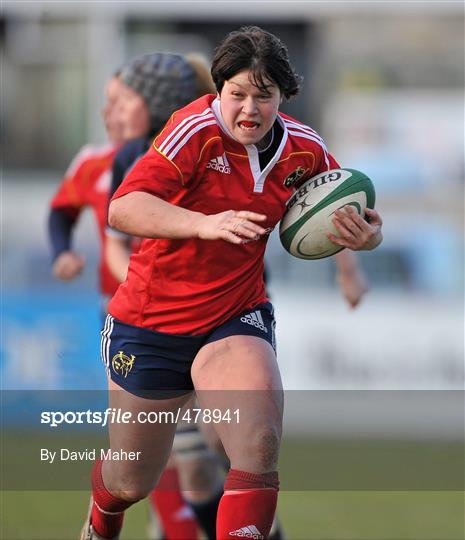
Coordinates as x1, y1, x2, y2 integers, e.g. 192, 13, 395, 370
116, 488, 148, 503
104, 464, 161, 502
110, 475, 157, 502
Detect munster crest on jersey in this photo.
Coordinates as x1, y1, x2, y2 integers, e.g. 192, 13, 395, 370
284, 166, 308, 188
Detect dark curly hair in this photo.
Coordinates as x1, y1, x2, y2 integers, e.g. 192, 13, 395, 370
211, 26, 301, 99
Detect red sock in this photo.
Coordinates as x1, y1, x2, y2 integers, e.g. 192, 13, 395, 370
216, 469, 279, 540
149, 467, 199, 539
91, 459, 134, 538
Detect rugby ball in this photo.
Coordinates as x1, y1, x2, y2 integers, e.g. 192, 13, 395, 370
279, 168, 375, 259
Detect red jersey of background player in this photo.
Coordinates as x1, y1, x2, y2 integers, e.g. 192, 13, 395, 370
50, 144, 120, 296
109, 94, 339, 335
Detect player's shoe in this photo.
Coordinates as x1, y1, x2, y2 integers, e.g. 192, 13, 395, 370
80, 496, 120, 540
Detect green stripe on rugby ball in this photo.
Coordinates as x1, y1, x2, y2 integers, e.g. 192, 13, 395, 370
280, 168, 375, 256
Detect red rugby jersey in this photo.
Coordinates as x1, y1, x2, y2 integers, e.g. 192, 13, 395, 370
50, 144, 120, 297
109, 95, 339, 334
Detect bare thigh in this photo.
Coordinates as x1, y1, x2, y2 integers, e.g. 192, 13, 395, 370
103, 377, 193, 500
191, 335, 283, 473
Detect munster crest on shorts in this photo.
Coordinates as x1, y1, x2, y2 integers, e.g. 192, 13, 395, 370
112, 351, 136, 378
284, 166, 308, 187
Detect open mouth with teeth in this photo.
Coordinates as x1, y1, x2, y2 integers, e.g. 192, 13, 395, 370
238, 120, 260, 131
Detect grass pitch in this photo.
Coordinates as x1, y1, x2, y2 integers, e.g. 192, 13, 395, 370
2, 437, 463, 540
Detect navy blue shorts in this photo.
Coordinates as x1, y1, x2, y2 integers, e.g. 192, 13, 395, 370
101, 303, 276, 398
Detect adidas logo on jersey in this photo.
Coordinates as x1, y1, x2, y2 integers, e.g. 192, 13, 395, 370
240, 311, 268, 333
229, 525, 264, 539
206, 153, 231, 174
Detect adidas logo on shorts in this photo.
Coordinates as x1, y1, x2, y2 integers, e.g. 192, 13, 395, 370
206, 153, 231, 174
240, 311, 268, 333
229, 525, 264, 539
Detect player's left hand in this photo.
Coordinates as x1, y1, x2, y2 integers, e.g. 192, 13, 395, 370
327, 206, 383, 251
52, 250, 85, 281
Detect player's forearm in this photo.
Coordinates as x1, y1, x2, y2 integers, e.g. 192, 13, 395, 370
48, 208, 76, 261
108, 191, 204, 240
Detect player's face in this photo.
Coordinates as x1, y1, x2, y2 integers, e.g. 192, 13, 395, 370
102, 77, 125, 145
219, 70, 281, 147
117, 84, 151, 140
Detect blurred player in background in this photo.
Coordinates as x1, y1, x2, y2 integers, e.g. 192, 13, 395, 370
81, 26, 382, 540
48, 74, 124, 310
105, 53, 216, 283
